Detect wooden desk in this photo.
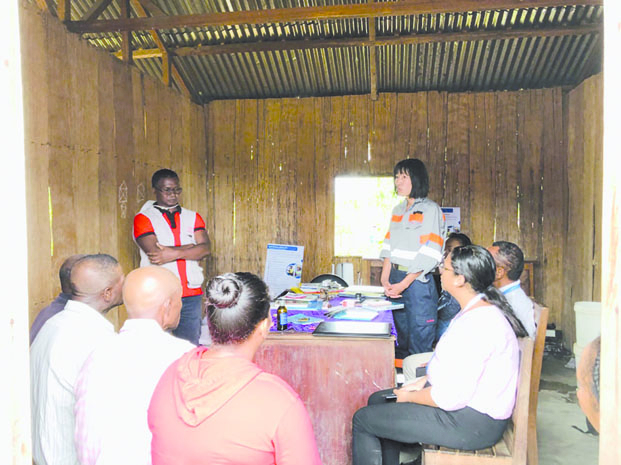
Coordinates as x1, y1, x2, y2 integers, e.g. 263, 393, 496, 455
254, 332, 395, 465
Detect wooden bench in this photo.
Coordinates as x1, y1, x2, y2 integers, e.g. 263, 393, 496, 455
422, 337, 535, 465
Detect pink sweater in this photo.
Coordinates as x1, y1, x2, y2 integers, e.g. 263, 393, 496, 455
148, 347, 321, 465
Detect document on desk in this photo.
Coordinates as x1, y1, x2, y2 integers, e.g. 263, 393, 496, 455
332, 308, 379, 321
287, 313, 324, 325
263, 244, 305, 298
361, 300, 405, 311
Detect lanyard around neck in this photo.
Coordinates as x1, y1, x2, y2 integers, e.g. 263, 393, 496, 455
446, 293, 485, 328
462, 293, 485, 312
428, 292, 486, 373
501, 282, 521, 295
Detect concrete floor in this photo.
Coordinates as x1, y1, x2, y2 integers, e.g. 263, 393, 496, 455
537, 352, 599, 465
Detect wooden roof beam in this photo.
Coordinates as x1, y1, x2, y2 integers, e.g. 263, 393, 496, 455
369, 15, 377, 100
33, 0, 52, 12
67, 0, 603, 34
131, 0, 192, 98
82, 0, 114, 21
115, 23, 601, 59
113, 48, 163, 59
136, 0, 167, 18
58, 0, 71, 22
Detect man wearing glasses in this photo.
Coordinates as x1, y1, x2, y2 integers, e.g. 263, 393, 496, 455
133, 169, 210, 344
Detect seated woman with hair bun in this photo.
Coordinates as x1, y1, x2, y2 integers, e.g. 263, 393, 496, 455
148, 272, 321, 465
352, 245, 528, 465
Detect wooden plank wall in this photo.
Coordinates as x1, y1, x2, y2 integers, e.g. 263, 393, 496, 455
565, 74, 604, 350
206, 89, 570, 332
20, 1, 208, 330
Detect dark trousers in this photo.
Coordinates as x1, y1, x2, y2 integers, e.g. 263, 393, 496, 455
352, 389, 508, 465
172, 295, 202, 345
390, 268, 438, 358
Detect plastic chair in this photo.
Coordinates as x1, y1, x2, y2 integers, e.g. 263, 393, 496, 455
310, 273, 349, 287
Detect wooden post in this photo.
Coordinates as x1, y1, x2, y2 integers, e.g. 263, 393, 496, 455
600, 0, 621, 462
162, 50, 171, 87
1, 1, 31, 463
368, 3, 377, 101
120, 0, 132, 63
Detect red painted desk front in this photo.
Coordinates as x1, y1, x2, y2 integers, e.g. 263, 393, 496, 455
254, 332, 395, 465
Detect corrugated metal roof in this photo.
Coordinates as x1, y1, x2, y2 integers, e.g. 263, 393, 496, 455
44, 0, 603, 103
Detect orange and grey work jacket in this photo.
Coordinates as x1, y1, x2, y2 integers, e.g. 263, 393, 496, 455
380, 197, 445, 280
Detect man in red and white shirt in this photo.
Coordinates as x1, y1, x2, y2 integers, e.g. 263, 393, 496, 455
133, 169, 210, 344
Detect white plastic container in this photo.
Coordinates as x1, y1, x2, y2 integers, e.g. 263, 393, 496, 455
573, 301, 601, 365
336, 262, 354, 287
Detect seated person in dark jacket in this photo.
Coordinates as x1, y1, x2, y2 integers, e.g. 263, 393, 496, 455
435, 233, 471, 339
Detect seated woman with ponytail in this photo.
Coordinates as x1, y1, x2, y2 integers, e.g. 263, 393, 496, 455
352, 245, 528, 465
148, 272, 321, 465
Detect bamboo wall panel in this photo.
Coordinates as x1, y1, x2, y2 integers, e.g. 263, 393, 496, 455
205, 87, 575, 332
21, 2, 208, 330
565, 74, 604, 349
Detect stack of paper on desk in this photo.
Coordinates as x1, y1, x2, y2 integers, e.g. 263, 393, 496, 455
332, 308, 379, 321
274, 292, 321, 310
361, 300, 404, 311
344, 285, 385, 296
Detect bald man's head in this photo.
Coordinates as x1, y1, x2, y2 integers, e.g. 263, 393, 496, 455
122, 267, 183, 330
59, 254, 86, 294
70, 254, 124, 313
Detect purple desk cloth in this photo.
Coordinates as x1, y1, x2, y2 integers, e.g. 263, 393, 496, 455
270, 296, 397, 338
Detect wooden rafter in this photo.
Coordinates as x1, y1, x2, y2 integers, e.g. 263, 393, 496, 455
34, 0, 49, 11
136, 0, 167, 18
82, 0, 114, 22
67, 0, 603, 34
111, 23, 602, 60
131, 0, 192, 97
57, 0, 71, 22
113, 48, 163, 59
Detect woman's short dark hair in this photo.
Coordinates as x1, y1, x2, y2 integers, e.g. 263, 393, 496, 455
205, 272, 271, 344
450, 245, 527, 337
393, 158, 429, 198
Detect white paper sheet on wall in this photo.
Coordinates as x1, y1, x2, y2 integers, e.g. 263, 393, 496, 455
441, 207, 461, 234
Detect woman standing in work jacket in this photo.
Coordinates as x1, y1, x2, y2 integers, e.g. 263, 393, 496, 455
380, 158, 445, 358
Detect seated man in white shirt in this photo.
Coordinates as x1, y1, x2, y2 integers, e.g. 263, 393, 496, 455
74, 266, 195, 465
488, 241, 536, 338
30, 254, 125, 465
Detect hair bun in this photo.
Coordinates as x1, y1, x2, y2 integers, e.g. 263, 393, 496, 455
207, 274, 242, 309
